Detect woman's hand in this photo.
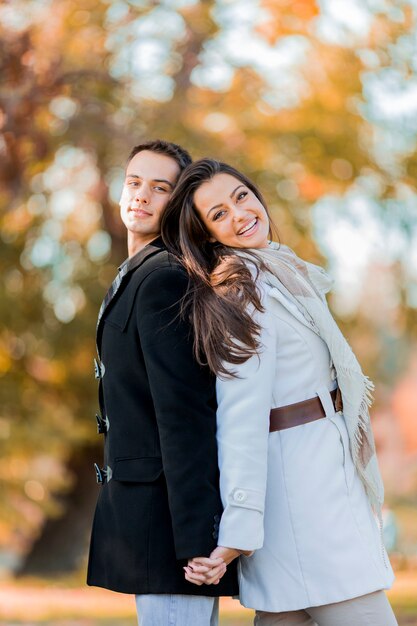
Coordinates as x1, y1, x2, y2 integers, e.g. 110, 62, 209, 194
184, 546, 246, 586
209, 545, 241, 564
183, 556, 226, 586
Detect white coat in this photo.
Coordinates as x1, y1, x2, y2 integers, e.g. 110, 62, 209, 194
216, 278, 394, 612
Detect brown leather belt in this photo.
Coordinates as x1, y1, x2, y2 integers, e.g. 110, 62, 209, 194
270, 387, 343, 433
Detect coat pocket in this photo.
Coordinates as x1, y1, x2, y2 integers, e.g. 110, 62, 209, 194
112, 456, 163, 483
328, 413, 355, 493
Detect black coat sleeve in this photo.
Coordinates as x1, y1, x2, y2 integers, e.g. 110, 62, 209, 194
136, 264, 221, 560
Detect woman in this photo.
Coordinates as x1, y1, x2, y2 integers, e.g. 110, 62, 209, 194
161, 159, 397, 625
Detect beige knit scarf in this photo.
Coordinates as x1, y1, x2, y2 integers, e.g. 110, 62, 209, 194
237, 241, 385, 518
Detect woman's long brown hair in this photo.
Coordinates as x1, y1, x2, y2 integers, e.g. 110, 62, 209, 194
161, 158, 276, 378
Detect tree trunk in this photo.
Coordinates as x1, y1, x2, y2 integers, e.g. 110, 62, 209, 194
17, 444, 101, 576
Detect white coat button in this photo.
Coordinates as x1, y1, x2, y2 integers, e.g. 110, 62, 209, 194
234, 489, 247, 503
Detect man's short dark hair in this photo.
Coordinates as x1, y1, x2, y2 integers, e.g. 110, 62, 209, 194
126, 139, 192, 173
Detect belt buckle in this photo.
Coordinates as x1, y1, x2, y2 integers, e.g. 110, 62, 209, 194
335, 387, 343, 412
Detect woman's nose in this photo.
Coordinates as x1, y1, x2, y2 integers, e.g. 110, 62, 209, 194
232, 207, 247, 222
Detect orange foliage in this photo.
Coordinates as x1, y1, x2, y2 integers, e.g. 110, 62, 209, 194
25, 356, 67, 385
257, 0, 319, 41
391, 356, 417, 455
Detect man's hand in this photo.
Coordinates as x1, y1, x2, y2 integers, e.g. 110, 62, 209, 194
184, 546, 245, 586
183, 556, 226, 586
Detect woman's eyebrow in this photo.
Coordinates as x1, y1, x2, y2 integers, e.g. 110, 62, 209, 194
230, 184, 245, 199
207, 185, 246, 217
207, 203, 223, 217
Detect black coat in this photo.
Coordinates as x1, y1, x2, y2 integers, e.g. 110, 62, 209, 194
87, 238, 238, 595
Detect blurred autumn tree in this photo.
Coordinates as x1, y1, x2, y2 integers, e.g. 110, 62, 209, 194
1, 0, 416, 574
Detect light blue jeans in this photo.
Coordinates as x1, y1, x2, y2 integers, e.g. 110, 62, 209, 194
135, 594, 219, 626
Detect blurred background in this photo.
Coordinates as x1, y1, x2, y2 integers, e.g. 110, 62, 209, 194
1, 0, 417, 624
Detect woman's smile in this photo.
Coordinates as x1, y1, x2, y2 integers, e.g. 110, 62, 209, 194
237, 217, 258, 237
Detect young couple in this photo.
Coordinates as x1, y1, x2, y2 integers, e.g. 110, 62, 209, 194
87, 139, 397, 626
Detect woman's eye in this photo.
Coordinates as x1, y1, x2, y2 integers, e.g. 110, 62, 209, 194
213, 210, 226, 221
154, 186, 167, 192
237, 191, 248, 201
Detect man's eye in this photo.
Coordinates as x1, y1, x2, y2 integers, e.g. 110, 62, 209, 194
128, 181, 139, 187
213, 210, 226, 221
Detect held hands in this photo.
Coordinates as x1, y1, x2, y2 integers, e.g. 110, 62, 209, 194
184, 546, 245, 586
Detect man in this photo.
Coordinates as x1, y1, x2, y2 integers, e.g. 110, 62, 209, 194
87, 140, 238, 626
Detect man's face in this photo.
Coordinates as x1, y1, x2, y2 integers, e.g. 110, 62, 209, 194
119, 150, 180, 245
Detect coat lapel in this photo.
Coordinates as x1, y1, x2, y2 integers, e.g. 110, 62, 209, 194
96, 237, 165, 355
267, 284, 321, 337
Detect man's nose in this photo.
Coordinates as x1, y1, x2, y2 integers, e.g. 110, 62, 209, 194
135, 186, 150, 204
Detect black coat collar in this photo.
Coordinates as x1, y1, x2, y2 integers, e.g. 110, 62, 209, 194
96, 237, 166, 351
118, 236, 165, 275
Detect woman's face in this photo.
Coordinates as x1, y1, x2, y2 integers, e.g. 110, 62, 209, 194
193, 173, 270, 249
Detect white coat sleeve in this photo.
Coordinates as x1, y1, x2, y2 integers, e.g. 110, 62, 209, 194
216, 296, 277, 552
